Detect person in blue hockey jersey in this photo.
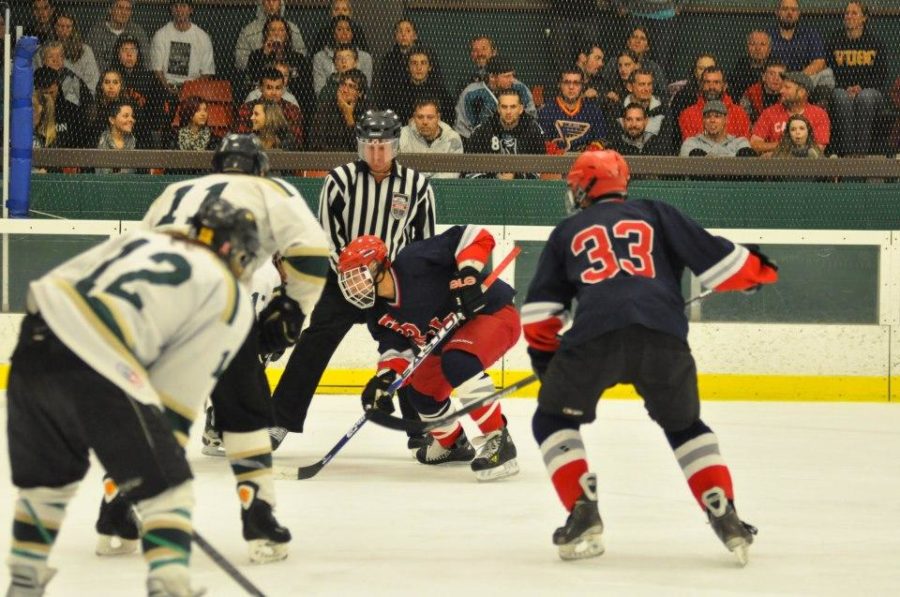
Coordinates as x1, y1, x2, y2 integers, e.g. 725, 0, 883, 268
337, 225, 521, 481
523, 149, 778, 564
537, 69, 607, 154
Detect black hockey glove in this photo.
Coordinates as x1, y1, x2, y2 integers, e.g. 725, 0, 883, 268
528, 347, 555, 382
449, 266, 487, 319
257, 295, 304, 356
361, 370, 397, 414
742, 244, 779, 295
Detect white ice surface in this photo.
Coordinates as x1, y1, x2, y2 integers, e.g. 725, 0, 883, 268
2, 395, 900, 596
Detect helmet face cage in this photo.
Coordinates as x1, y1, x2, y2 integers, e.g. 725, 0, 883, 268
357, 137, 399, 163
338, 265, 377, 309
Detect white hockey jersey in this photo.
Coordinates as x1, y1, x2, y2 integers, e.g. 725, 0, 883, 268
141, 173, 330, 316
28, 232, 254, 438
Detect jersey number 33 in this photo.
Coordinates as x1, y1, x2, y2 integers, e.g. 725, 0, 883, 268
570, 220, 655, 284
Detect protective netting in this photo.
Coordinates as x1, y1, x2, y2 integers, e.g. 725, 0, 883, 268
10, 0, 900, 174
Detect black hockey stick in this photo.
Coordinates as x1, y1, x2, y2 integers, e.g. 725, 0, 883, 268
292, 246, 522, 480
685, 288, 713, 307
192, 532, 266, 597
366, 374, 539, 434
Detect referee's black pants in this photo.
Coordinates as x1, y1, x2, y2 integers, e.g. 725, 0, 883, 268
272, 270, 419, 434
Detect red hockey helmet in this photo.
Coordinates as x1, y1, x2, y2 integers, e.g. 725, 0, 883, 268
337, 235, 390, 309
565, 149, 630, 212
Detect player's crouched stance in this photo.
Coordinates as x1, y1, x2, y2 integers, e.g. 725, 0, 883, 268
338, 227, 521, 481
523, 150, 778, 564
5, 199, 259, 597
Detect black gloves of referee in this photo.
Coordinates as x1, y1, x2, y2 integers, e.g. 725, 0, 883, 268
449, 266, 487, 319
361, 370, 397, 414
257, 294, 304, 357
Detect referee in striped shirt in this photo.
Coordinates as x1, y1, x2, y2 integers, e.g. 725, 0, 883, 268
270, 110, 436, 449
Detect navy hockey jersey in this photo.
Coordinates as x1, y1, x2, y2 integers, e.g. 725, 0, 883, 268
522, 198, 777, 354
367, 225, 516, 373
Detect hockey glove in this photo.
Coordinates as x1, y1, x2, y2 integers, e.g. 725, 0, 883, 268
361, 370, 397, 414
257, 295, 304, 356
449, 266, 487, 319
742, 244, 779, 295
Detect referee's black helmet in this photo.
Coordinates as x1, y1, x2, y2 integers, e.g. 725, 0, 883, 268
355, 110, 402, 141
212, 134, 271, 177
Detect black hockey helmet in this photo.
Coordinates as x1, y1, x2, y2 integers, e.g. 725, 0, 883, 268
190, 196, 261, 278
355, 109, 402, 141
212, 133, 270, 177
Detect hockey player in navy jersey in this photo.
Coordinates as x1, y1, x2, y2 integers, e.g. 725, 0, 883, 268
523, 149, 778, 564
337, 226, 521, 481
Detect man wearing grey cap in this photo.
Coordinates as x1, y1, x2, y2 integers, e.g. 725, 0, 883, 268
454, 55, 536, 141
750, 70, 830, 156
680, 100, 754, 157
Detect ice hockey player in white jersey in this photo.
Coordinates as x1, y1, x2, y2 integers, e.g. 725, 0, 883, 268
94, 134, 330, 565
5, 198, 258, 597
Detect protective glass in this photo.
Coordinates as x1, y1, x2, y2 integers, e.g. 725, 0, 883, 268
338, 265, 377, 309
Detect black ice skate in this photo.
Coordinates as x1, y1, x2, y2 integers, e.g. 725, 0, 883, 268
470, 425, 519, 481
6, 564, 56, 597
239, 482, 291, 564
201, 406, 225, 457
95, 481, 140, 556
415, 429, 475, 465
553, 473, 605, 560
703, 487, 757, 566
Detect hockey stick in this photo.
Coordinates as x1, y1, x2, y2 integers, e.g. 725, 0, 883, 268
366, 374, 539, 434
192, 531, 266, 597
685, 288, 714, 307
292, 245, 521, 480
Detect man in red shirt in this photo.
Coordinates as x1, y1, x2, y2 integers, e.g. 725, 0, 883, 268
750, 70, 831, 156
678, 66, 750, 141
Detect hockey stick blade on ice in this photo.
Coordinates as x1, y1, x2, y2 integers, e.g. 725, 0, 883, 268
366, 374, 539, 434
294, 413, 368, 480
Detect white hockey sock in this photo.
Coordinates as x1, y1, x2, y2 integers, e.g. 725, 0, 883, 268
8, 483, 77, 576
223, 429, 276, 506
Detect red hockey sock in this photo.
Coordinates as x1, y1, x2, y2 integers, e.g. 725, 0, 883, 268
672, 431, 734, 510
469, 400, 503, 435
538, 429, 590, 512
431, 422, 463, 448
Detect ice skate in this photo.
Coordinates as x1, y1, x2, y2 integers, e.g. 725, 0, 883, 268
407, 434, 430, 455
239, 482, 291, 564
415, 429, 475, 465
6, 564, 56, 597
553, 473, 604, 560
268, 426, 288, 451
703, 488, 757, 566
470, 425, 519, 481
146, 567, 206, 597
200, 406, 225, 457
95, 483, 140, 556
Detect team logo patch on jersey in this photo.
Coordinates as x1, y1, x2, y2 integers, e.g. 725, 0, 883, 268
116, 362, 143, 389
391, 193, 410, 219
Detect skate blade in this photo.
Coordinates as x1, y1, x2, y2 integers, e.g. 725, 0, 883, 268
201, 444, 226, 457
248, 539, 289, 564
474, 458, 520, 482
95, 534, 139, 556
727, 539, 751, 567
557, 527, 605, 561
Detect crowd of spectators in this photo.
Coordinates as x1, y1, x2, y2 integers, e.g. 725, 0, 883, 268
12, 0, 900, 176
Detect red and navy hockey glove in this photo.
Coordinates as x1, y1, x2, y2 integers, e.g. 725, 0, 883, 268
742, 244, 779, 295
449, 266, 487, 319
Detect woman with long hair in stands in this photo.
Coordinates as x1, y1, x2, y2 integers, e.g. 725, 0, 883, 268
173, 95, 220, 151
47, 11, 100, 95
250, 99, 296, 151
774, 114, 821, 158
312, 15, 373, 96
114, 34, 168, 147
96, 100, 138, 174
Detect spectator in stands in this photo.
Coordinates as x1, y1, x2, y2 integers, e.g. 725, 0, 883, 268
390, 49, 454, 123
114, 34, 168, 145
826, 1, 886, 157
32, 91, 58, 153
172, 95, 220, 150
87, 68, 147, 147
245, 66, 300, 108
313, 16, 373, 96
96, 100, 137, 174
546, 0, 611, 88
538, 69, 607, 154
39, 41, 93, 108
316, 45, 368, 103
238, 67, 304, 148
773, 113, 821, 158
602, 25, 668, 99
399, 99, 464, 179
605, 49, 641, 107
40, 11, 100, 96
455, 56, 536, 142
87, 0, 151, 74
678, 66, 751, 142
576, 43, 611, 105
308, 69, 370, 151
310, 0, 370, 56
680, 100, 754, 157
375, 19, 443, 112
248, 99, 296, 151
612, 1, 680, 75
669, 53, 717, 133
150, 0, 215, 97
731, 30, 772, 100
466, 89, 545, 180
751, 71, 831, 156
235, 0, 307, 74
768, 0, 834, 105
25, 0, 56, 44
34, 67, 82, 148
611, 102, 672, 155
245, 16, 314, 109
618, 68, 674, 152
740, 59, 786, 124
457, 34, 498, 95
